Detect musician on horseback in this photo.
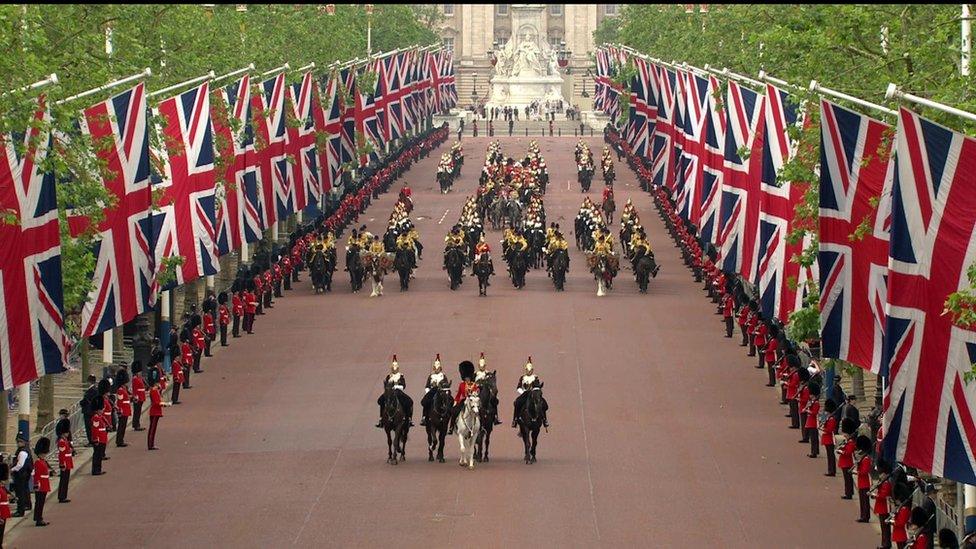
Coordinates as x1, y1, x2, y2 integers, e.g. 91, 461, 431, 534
419, 354, 449, 427
375, 356, 414, 428
472, 234, 495, 277
448, 361, 479, 435
512, 358, 549, 428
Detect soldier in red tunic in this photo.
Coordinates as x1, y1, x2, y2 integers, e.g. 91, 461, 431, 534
180, 334, 195, 389
203, 309, 216, 357
0, 463, 11, 543
837, 418, 859, 499
218, 292, 230, 346
231, 291, 243, 338
448, 360, 478, 435
171, 354, 185, 404
821, 399, 838, 476
191, 320, 205, 373
282, 256, 292, 291
244, 288, 257, 334
91, 395, 108, 475
253, 274, 264, 315
114, 368, 132, 447
56, 429, 73, 503
722, 292, 735, 338
131, 362, 147, 431
855, 435, 874, 522
147, 378, 169, 450
32, 437, 51, 526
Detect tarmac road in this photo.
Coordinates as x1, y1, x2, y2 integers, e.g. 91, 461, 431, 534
10, 136, 878, 548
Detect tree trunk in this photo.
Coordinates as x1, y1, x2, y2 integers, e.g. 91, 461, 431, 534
36, 375, 54, 432
852, 366, 865, 400
81, 338, 91, 381
874, 373, 884, 410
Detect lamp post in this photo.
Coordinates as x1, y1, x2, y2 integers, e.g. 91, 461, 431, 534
470, 71, 479, 108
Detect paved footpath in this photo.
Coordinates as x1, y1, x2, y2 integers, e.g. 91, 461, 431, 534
10, 137, 877, 548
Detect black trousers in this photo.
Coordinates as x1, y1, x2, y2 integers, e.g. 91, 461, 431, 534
808, 428, 820, 456
193, 350, 202, 373
789, 400, 800, 428
132, 401, 143, 430
841, 466, 854, 497
232, 314, 241, 337
757, 350, 765, 369
879, 513, 891, 548
91, 443, 105, 474
724, 317, 734, 337
858, 488, 870, 521
273, 281, 282, 298
32, 491, 46, 524
799, 412, 809, 440
825, 444, 836, 475
204, 336, 212, 357
148, 416, 160, 449
183, 365, 191, 389
293, 269, 299, 282
767, 361, 777, 386
748, 341, 756, 356
244, 312, 255, 333
220, 324, 228, 346
13, 475, 29, 514
284, 275, 291, 291
172, 381, 181, 404
57, 469, 70, 502
739, 325, 748, 346
116, 415, 128, 446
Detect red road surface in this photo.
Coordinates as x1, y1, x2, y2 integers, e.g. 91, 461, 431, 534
11, 137, 877, 548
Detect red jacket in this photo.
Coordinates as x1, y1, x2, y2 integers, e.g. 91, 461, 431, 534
804, 400, 820, 429
132, 375, 146, 403
0, 485, 9, 519
722, 295, 734, 318
874, 479, 891, 515
245, 291, 257, 314
149, 386, 164, 417
171, 358, 185, 384
454, 381, 477, 404
192, 327, 205, 350
219, 305, 230, 326
33, 459, 50, 493
203, 313, 216, 337
58, 438, 73, 471
181, 342, 194, 365
92, 413, 108, 445
821, 415, 838, 446
116, 385, 132, 417
856, 454, 872, 489
232, 294, 244, 316
837, 438, 856, 469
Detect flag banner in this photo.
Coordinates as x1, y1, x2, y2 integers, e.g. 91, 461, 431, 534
698, 74, 725, 248
649, 64, 677, 190
287, 71, 324, 214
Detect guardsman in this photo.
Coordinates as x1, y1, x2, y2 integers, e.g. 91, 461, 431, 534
448, 360, 478, 435
804, 383, 821, 458
91, 396, 107, 475
57, 428, 73, 503
475, 353, 502, 425
0, 463, 10, 543
170, 354, 185, 405
218, 292, 230, 346
203, 308, 216, 357
420, 354, 448, 426
512, 357, 549, 428
821, 399, 838, 476
231, 291, 243, 338
872, 459, 894, 549
32, 437, 51, 527
147, 376, 169, 450
856, 435, 874, 523
244, 287, 257, 334
837, 422, 858, 499
722, 292, 735, 338
114, 368, 131, 448
192, 318, 206, 373
131, 363, 146, 431
180, 333, 195, 389
375, 356, 414, 428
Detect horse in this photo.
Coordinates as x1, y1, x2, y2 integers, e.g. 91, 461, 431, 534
526, 230, 547, 269
590, 254, 619, 297
602, 196, 616, 226
382, 386, 409, 465
473, 254, 493, 296
425, 383, 453, 463
508, 249, 529, 289
345, 247, 365, 293
634, 252, 658, 294
550, 250, 569, 291
365, 254, 390, 297
444, 247, 466, 290
455, 393, 481, 469
393, 248, 415, 291
309, 251, 334, 293
474, 371, 498, 463
578, 165, 593, 193
602, 163, 615, 186
438, 170, 452, 194
517, 385, 545, 464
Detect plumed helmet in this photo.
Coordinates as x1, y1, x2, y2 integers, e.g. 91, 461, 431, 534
458, 360, 475, 381
432, 354, 442, 372
91, 395, 104, 411
840, 417, 859, 436
824, 398, 837, 414
478, 352, 486, 369
524, 356, 533, 374
390, 355, 399, 372
98, 378, 111, 396
855, 434, 873, 454
34, 436, 51, 455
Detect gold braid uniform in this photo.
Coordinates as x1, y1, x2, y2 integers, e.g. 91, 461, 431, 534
368, 240, 386, 255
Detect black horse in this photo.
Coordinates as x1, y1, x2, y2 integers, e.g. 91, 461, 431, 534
634, 252, 659, 294
425, 383, 453, 463
517, 385, 545, 464
475, 371, 499, 463
550, 250, 569, 291
473, 254, 493, 296
579, 166, 593, 193
382, 386, 409, 465
445, 247, 466, 290
602, 196, 616, 226
508, 249, 529, 289
345, 247, 365, 293
309, 251, 335, 293
394, 248, 414, 291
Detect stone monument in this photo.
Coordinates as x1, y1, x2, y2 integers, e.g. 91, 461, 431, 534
486, 4, 565, 110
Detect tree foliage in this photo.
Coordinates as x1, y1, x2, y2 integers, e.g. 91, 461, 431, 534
0, 4, 436, 333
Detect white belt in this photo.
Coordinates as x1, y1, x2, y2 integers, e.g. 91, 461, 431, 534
392, 385, 404, 390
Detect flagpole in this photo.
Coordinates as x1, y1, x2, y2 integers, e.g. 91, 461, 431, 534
885, 83, 976, 123
809, 80, 897, 117
703, 65, 763, 88
262, 63, 290, 77
2, 73, 59, 97
148, 70, 215, 99
55, 68, 152, 106
213, 63, 255, 86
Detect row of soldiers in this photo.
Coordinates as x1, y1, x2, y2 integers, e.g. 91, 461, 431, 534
616, 125, 960, 548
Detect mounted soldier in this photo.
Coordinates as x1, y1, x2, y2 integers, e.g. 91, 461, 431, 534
475, 353, 502, 425
420, 354, 450, 427
375, 356, 413, 428
512, 357, 549, 428
448, 360, 479, 435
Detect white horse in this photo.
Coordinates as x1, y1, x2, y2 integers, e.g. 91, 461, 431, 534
456, 394, 481, 469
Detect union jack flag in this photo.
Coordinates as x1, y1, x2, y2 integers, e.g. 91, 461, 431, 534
321, 74, 344, 194
698, 74, 725, 247
441, 51, 458, 110
718, 80, 765, 279
382, 54, 406, 141
76, 83, 156, 337
649, 64, 677, 190
423, 51, 438, 119
339, 68, 357, 166
0, 99, 66, 389
213, 74, 263, 251
251, 73, 291, 225
402, 52, 418, 132
755, 83, 817, 322
594, 49, 610, 113
818, 99, 891, 373
674, 70, 709, 225
355, 65, 383, 167
149, 82, 219, 290
430, 51, 448, 114
287, 71, 324, 213
625, 58, 655, 157
882, 107, 976, 484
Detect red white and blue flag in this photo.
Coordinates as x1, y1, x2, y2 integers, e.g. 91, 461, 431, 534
441, 51, 458, 110
321, 73, 345, 195
75, 83, 156, 337
149, 82, 219, 290
755, 84, 816, 322
287, 71, 324, 213
626, 57, 655, 158
0, 99, 67, 389
355, 64, 383, 167
718, 80, 765, 279
882, 107, 976, 484
649, 64, 677, 190
594, 48, 610, 114
253, 73, 292, 224
339, 68, 357, 166
698, 74, 726, 247
383, 54, 406, 141
818, 99, 891, 373
213, 74, 263, 254
674, 70, 709, 225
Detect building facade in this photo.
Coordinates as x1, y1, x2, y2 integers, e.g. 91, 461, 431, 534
438, 4, 619, 110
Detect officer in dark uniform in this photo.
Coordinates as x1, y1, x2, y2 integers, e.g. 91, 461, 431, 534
80, 374, 98, 445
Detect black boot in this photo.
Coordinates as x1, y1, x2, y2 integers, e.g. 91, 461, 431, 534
375, 420, 383, 428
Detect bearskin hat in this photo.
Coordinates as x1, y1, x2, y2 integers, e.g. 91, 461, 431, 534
856, 434, 873, 454
91, 395, 104, 411
98, 378, 111, 396
218, 291, 228, 305
115, 368, 130, 386
798, 367, 811, 383
191, 314, 202, 329
34, 436, 51, 455
841, 417, 859, 436
131, 360, 144, 374
939, 529, 959, 548
0, 463, 8, 482
824, 398, 837, 414
458, 360, 475, 382
808, 382, 821, 398
911, 506, 931, 529
785, 353, 801, 369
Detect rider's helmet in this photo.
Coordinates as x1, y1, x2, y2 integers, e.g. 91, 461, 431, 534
390, 355, 399, 373
478, 352, 487, 370
432, 353, 442, 372
524, 357, 534, 375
